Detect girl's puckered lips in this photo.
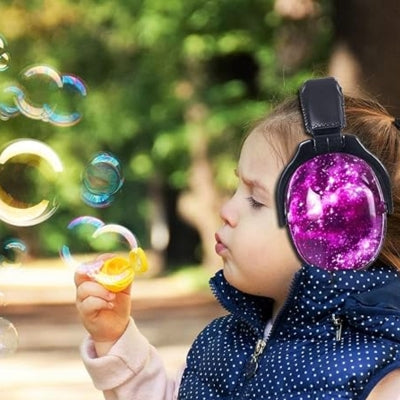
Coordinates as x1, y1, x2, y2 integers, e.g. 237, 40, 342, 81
215, 233, 228, 255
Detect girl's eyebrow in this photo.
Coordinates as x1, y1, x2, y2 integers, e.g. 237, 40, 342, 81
234, 168, 271, 200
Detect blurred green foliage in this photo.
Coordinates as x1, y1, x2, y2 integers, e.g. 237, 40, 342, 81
0, 0, 333, 261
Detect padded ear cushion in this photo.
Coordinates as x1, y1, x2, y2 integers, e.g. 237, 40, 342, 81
286, 153, 387, 271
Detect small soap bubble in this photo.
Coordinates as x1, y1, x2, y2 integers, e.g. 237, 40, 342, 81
0, 35, 10, 72
81, 152, 124, 208
0, 238, 27, 267
60, 217, 142, 292
0, 139, 63, 226
0, 317, 18, 356
0, 292, 6, 307
0, 84, 21, 120
0, 51, 10, 72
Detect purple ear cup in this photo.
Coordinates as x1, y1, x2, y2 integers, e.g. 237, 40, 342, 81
286, 153, 387, 271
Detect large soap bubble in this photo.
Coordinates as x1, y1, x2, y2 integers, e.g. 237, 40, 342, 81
60, 217, 148, 292
0, 139, 63, 226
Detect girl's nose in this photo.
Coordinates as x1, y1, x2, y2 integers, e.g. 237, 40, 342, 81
220, 196, 238, 227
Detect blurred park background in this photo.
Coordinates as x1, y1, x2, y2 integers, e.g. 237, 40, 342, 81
1, 0, 400, 398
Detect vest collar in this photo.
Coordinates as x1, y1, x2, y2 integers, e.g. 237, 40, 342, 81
210, 264, 400, 338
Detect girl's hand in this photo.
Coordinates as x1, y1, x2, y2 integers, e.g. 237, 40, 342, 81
75, 271, 132, 355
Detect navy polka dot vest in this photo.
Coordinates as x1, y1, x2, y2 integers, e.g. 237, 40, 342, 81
178, 264, 400, 399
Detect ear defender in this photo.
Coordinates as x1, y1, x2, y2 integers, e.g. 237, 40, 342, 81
276, 77, 393, 271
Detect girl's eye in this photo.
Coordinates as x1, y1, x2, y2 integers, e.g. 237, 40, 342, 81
247, 197, 264, 209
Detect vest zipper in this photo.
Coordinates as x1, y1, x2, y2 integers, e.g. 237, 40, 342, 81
332, 313, 343, 341
243, 338, 267, 379
242, 271, 303, 381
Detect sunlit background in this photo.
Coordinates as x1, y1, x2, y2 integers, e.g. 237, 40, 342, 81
0, 0, 399, 398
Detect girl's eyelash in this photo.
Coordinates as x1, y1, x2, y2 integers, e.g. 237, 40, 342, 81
247, 197, 264, 209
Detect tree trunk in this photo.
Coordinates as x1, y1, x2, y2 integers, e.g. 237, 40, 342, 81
177, 101, 222, 270
329, 0, 400, 114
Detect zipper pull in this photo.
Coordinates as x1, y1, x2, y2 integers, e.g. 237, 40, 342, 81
244, 338, 266, 379
332, 314, 343, 342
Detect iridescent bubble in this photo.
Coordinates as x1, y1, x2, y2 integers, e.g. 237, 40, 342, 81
60, 217, 145, 292
0, 317, 18, 356
0, 139, 63, 226
0, 238, 27, 267
0, 35, 10, 72
81, 152, 124, 208
0, 36, 6, 49
15, 65, 63, 121
45, 74, 87, 127
0, 84, 21, 121
0, 51, 10, 72
60, 216, 105, 268
60, 216, 137, 267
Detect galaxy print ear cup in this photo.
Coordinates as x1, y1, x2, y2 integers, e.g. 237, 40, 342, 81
286, 153, 386, 270
276, 78, 392, 271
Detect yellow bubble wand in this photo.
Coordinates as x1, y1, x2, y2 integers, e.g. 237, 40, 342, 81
93, 247, 149, 293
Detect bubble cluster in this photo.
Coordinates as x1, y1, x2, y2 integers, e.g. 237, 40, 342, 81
0, 35, 10, 72
81, 152, 124, 208
0, 62, 87, 125
60, 217, 148, 292
0, 36, 92, 357
0, 139, 63, 226
15, 65, 87, 126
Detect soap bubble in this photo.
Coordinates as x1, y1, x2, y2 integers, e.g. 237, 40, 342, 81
45, 74, 87, 127
60, 216, 137, 268
0, 292, 6, 307
0, 84, 21, 120
0, 35, 10, 72
0, 51, 10, 72
0, 238, 27, 267
15, 65, 63, 121
81, 152, 124, 208
60, 216, 105, 268
0, 317, 18, 356
60, 217, 145, 292
0, 139, 63, 226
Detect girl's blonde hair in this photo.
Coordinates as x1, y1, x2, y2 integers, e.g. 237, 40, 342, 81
252, 94, 400, 271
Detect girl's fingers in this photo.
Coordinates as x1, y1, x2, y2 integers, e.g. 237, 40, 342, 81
76, 280, 115, 303
78, 295, 114, 316
74, 270, 92, 287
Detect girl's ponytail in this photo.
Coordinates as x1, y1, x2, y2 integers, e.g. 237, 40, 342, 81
343, 96, 400, 270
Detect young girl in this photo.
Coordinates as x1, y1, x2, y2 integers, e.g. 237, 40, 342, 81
75, 80, 400, 399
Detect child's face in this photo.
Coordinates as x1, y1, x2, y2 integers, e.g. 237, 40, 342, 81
216, 130, 301, 306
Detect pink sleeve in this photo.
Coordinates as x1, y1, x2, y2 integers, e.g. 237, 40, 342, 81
81, 318, 183, 400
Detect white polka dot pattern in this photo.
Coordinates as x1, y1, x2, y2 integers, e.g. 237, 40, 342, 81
178, 265, 400, 399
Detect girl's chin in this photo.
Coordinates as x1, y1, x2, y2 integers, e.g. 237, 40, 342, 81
222, 265, 241, 288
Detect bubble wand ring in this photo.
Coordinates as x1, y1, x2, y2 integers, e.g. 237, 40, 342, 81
92, 248, 149, 292
63, 218, 149, 292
